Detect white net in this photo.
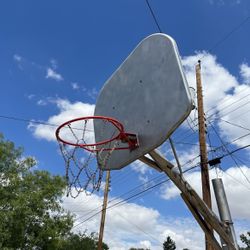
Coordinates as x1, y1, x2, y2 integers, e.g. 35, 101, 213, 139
56, 117, 122, 198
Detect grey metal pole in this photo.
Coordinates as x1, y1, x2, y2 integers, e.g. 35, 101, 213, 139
212, 178, 238, 250
169, 137, 182, 176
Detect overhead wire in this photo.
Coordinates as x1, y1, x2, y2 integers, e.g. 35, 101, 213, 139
206, 90, 250, 117
70, 173, 167, 223
71, 163, 202, 229
199, 14, 250, 59
173, 93, 250, 145
72, 160, 205, 229
216, 118, 250, 132
209, 122, 250, 186
0, 114, 58, 127
217, 166, 250, 191
145, 0, 162, 33
2, 6, 250, 239
116, 212, 162, 245
72, 152, 250, 230
172, 12, 250, 143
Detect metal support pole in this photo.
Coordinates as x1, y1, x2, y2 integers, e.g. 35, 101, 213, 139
212, 178, 239, 250
169, 137, 182, 176
196, 60, 213, 250
97, 170, 111, 250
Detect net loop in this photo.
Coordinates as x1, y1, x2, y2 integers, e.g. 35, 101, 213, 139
56, 116, 138, 198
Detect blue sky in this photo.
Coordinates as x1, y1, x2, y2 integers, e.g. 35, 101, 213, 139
1, 1, 250, 249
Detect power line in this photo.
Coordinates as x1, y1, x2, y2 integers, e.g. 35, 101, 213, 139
199, 14, 250, 59
68, 170, 166, 222
117, 213, 162, 246
72, 164, 200, 229
206, 89, 250, 117
0, 114, 94, 132
145, 0, 162, 33
209, 122, 250, 186
209, 100, 250, 122
71, 177, 168, 229
63, 138, 250, 237
0, 114, 58, 127
2, 112, 250, 162
174, 96, 250, 146
218, 166, 250, 191
217, 118, 250, 132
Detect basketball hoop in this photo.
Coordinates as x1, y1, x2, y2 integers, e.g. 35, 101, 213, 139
55, 116, 138, 197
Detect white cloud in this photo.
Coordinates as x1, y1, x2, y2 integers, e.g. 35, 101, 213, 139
71, 82, 80, 90
46, 67, 63, 81
131, 160, 151, 175
87, 88, 98, 100
13, 54, 25, 70
210, 0, 224, 5
13, 54, 22, 62
62, 183, 250, 250
50, 58, 58, 69
176, 144, 200, 170
182, 52, 238, 112
28, 99, 95, 141
27, 94, 35, 100
37, 99, 47, 106
26, 52, 250, 248
217, 84, 250, 147
182, 52, 250, 151
139, 240, 151, 249
240, 63, 250, 84
160, 166, 250, 219
208, 0, 241, 5
63, 191, 205, 250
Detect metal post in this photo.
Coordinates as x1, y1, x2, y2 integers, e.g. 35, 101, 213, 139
196, 60, 213, 250
97, 170, 111, 250
169, 137, 182, 176
212, 178, 239, 250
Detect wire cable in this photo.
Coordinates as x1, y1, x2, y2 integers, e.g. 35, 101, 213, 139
145, 0, 162, 33
209, 122, 250, 186
116, 212, 162, 245
199, 14, 250, 59
72, 164, 200, 229
217, 118, 250, 132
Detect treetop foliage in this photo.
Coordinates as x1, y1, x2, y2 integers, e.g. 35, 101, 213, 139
0, 133, 108, 250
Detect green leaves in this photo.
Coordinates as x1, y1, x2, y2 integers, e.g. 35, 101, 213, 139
0, 133, 109, 249
163, 236, 176, 250
0, 134, 72, 249
240, 232, 250, 249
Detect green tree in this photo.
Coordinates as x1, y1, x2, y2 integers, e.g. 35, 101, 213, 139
239, 232, 250, 250
0, 134, 109, 250
59, 232, 109, 250
163, 236, 176, 250
0, 134, 73, 249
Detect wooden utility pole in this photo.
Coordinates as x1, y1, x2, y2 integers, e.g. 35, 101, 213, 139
196, 60, 213, 250
97, 170, 111, 250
